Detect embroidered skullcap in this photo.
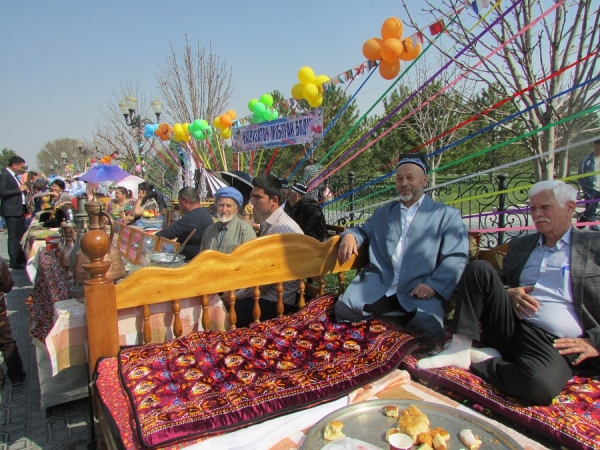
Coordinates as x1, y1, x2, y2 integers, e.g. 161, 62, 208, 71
396, 153, 428, 173
279, 177, 289, 189
291, 182, 308, 196
214, 186, 243, 209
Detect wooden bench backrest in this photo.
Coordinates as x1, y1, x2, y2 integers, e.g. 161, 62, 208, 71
82, 233, 366, 375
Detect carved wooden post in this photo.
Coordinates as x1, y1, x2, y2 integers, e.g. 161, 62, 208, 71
81, 199, 120, 377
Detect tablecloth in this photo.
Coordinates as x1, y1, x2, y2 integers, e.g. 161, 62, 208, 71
27, 248, 79, 342
46, 295, 229, 376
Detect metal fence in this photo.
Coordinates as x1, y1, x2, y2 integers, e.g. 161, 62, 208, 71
322, 171, 587, 249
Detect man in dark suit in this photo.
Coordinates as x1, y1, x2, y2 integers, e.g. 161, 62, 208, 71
0, 156, 28, 269
418, 180, 600, 405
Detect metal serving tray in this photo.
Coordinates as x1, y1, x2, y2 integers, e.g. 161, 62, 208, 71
300, 399, 521, 450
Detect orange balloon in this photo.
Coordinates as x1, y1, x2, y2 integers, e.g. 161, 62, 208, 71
399, 39, 421, 61
225, 109, 237, 120
381, 17, 403, 40
380, 38, 404, 63
379, 60, 401, 80
219, 113, 232, 128
362, 38, 383, 60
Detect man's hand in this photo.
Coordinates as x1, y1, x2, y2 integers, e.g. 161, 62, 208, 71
19, 184, 28, 192
554, 337, 600, 365
410, 283, 435, 299
338, 234, 358, 263
506, 285, 539, 319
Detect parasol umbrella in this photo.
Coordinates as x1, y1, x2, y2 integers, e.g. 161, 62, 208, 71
78, 165, 131, 183
113, 174, 145, 199
217, 171, 253, 207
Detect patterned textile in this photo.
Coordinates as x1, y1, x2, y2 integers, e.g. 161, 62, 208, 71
26, 249, 80, 341
118, 295, 424, 448
402, 354, 600, 450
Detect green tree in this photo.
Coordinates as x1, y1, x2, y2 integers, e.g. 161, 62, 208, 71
0, 148, 17, 169
36, 138, 83, 176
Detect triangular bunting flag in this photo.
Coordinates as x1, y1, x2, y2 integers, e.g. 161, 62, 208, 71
429, 19, 445, 35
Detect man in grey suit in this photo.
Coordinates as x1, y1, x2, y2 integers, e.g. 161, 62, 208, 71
335, 154, 469, 341
418, 180, 600, 405
200, 186, 256, 254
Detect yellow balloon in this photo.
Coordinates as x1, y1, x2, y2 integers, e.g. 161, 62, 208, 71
183, 123, 189, 132
313, 74, 330, 86
220, 127, 232, 139
291, 83, 305, 100
302, 83, 319, 101
173, 123, 183, 134
298, 66, 316, 85
213, 117, 224, 129
307, 96, 323, 108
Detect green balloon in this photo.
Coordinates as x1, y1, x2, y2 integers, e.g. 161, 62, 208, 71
260, 94, 274, 107
262, 108, 272, 120
271, 109, 279, 120
193, 130, 205, 139
251, 114, 262, 124
248, 99, 258, 112
252, 102, 266, 116
199, 120, 209, 128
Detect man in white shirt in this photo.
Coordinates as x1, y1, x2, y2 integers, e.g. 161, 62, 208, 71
335, 154, 469, 341
418, 180, 600, 405
228, 174, 303, 327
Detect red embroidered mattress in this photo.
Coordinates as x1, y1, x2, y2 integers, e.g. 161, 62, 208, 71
402, 355, 600, 450
97, 295, 424, 448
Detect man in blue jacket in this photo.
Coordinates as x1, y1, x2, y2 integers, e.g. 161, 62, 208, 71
335, 154, 469, 341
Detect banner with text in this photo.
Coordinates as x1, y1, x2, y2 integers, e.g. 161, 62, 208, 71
231, 108, 323, 153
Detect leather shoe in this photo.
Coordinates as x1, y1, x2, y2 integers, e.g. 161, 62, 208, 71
11, 372, 26, 387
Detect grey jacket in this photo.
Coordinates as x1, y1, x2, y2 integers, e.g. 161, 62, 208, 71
501, 228, 600, 349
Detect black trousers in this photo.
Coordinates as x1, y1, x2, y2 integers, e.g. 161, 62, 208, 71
454, 260, 600, 405
5, 214, 26, 266
0, 299, 25, 385
234, 298, 296, 328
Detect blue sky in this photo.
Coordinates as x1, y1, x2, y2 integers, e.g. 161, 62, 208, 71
0, 0, 433, 169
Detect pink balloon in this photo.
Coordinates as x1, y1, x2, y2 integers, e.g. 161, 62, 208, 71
135, 164, 142, 173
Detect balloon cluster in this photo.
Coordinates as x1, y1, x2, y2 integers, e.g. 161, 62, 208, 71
143, 123, 159, 138
248, 94, 279, 124
98, 153, 117, 165
172, 123, 191, 143
362, 17, 421, 80
291, 67, 330, 108
188, 119, 213, 140
155, 124, 172, 141
213, 109, 237, 139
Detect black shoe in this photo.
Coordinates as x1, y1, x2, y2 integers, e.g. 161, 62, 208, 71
11, 372, 26, 387
8, 264, 25, 270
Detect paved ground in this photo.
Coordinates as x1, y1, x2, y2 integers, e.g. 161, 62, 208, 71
0, 233, 92, 449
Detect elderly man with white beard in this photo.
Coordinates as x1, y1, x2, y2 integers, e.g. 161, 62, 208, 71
417, 180, 600, 405
200, 186, 256, 254
335, 154, 469, 342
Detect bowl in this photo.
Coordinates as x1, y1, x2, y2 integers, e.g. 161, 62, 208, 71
148, 253, 186, 267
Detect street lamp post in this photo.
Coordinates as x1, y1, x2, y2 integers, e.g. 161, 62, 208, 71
118, 92, 162, 176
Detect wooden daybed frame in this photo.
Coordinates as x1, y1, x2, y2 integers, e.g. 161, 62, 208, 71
80, 200, 368, 447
